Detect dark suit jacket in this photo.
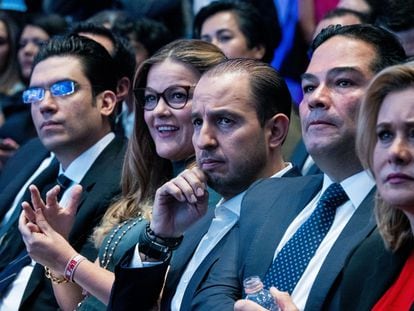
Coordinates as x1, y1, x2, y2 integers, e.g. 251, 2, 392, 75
0, 138, 49, 219
339, 229, 412, 310
191, 174, 377, 311
109, 167, 301, 311
0, 136, 127, 310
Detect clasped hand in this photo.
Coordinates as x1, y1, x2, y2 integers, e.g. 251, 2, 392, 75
18, 184, 82, 271
150, 166, 209, 238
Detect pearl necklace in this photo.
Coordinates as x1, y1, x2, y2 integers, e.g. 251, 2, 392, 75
101, 215, 143, 269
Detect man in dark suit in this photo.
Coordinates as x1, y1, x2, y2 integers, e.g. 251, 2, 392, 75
108, 58, 298, 311
0, 34, 126, 310
189, 24, 407, 311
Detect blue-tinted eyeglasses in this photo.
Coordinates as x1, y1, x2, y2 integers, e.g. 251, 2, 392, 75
22, 80, 78, 104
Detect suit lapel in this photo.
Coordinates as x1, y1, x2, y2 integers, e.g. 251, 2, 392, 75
306, 188, 377, 310
164, 207, 215, 301
0, 149, 50, 220
241, 175, 323, 280
21, 137, 126, 307
68, 137, 126, 248
74, 138, 125, 210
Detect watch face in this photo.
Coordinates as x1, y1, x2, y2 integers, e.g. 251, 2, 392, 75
138, 242, 171, 261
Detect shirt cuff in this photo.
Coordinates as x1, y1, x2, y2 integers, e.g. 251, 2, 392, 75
129, 243, 163, 268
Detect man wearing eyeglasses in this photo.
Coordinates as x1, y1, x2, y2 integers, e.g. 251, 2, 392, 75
0, 34, 127, 310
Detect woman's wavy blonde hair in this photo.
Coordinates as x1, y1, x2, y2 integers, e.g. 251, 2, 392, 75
93, 39, 226, 246
356, 62, 414, 251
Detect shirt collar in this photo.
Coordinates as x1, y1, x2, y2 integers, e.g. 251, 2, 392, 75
322, 170, 375, 210
214, 162, 295, 218
272, 162, 293, 177
58, 132, 115, 183
215, 191, 245, 218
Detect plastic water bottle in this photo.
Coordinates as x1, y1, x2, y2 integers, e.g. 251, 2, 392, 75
243, 276, 280, 311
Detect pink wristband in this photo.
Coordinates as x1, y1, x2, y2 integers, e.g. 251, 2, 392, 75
64, 254, 86, 282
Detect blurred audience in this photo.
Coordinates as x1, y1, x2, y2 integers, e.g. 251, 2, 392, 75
113, 17, 173, 67
313, 7, 369, 39
193, 0, 279, 63
0, 12, 24, 107
375, 0, 414, 59
0, 13, 67, 172
69, 22, 136, 137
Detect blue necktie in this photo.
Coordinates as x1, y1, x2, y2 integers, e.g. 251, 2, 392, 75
263, 183, 348, 293
56, 174, 73, 196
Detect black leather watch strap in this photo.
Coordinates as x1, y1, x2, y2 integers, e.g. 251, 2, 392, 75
138, 223, 183, 261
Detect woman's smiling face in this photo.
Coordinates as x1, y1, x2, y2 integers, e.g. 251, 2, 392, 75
143, 59, 200, 161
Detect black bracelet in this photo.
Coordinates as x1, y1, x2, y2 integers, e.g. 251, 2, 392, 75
145, 224, 183, 250
138, 224, 183, 261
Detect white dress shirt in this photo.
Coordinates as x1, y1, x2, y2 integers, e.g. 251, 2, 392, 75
271, 171, 375, 310
171, 163, 293, 311
0, 133, 115, 311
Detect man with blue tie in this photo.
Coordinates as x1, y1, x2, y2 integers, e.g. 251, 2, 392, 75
0, 35, 126, 310
190, 24, 407, 311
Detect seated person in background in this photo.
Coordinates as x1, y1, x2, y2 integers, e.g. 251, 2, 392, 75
193, 0, 278, 64
0, 34, 126, 310
339, 61, 414, 310
18, 39, 226, 311
68, 22, 136, 138
85, 9, 132, 30
313, 7, 369, 39
0, 13, 67, 171
375, 0, 414, 59
194, 0, 300, 161
113, 17, 173, 68
0, 12, 23, 170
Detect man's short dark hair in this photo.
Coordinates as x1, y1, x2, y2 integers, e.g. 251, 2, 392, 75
33, 34, 117, 96
322, 7, 370, 24
69, 22, 136, 82
310, 24, 406, 73
203, 58, 291, 126
114, 18, 173, 57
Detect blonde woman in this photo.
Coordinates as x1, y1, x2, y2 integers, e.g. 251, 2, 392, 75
340, 62, 414, 310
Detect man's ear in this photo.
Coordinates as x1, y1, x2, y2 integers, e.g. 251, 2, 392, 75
116, 77, 131, 103
265, 113, 290, 149
98, 90, 118, 117
251, 44, 266, 60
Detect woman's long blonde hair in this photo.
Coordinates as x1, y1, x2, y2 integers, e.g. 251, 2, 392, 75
356, 62, 414, 251
93, 39, 226, 246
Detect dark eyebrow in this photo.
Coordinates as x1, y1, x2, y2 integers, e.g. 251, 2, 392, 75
300, 73, 317, 82
216, 28, 233, 35
191, 110, 201, 119
301, 67, 364, 82
327, 66, 363, 77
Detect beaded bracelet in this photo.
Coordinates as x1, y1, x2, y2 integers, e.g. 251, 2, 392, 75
144, 223, 183, 250
64, 254, 86, 282
44, 266, 68, 284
